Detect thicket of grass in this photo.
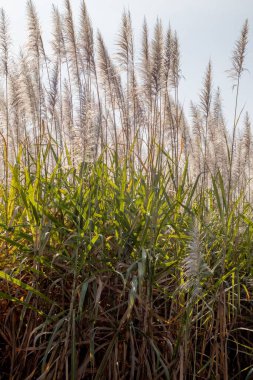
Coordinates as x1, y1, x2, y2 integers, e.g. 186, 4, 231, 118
0, 147, 253, 379
0, 1, 253, 379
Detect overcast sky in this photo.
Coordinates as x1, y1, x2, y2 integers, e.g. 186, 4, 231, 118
1, 0, 253, 129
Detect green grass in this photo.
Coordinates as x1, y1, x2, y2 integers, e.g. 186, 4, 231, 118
0, 145, 253, 379
0, 1, 252, 378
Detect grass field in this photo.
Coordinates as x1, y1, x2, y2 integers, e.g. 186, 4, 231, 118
0, 1, 253, 379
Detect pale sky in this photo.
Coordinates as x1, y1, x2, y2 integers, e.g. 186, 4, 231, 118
1, 0, 253, 129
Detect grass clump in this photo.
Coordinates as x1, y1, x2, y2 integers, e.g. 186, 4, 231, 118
0, 148, 253, 379
0, 1, 253, 379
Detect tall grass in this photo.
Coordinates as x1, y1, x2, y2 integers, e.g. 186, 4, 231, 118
0, 1, 253, 379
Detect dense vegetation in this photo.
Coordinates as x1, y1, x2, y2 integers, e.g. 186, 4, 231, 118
0, 1, 253, 379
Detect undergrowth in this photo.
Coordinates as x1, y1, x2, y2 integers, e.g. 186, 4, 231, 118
0, 147, 253, 379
